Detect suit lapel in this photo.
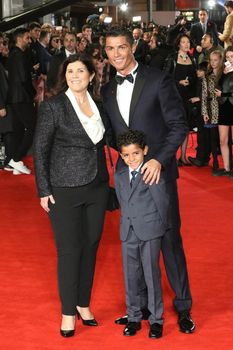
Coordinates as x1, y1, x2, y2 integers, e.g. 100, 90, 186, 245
119, 167, 131, 198
129, 66, 146, 125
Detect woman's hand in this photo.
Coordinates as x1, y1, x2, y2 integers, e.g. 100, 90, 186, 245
215, 88, 222, 97
141, 159, 162, 186
203, 114, 209, 123
40, 195, 55, 213
0, 108, 6, 117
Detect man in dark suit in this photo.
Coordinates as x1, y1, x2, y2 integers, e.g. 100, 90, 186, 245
190, 8, 219, 56
47, 32, 77, 92
132, 28, 149, 64
102, 28, 195, 334
7, 28, 36, 175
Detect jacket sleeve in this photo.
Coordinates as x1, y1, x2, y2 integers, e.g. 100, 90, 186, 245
219, 15, 233, 42
33, 100, 57, 197
154, 73, 188, 167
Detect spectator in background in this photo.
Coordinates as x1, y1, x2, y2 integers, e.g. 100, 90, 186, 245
0, 60, 13, 171
48, 35, 62, 55
146, 34, 171, 70
219, 1, 233, 48
28, 22, 41, 75
190, 9, 219, 56
132, 27, 149, 64
37, 30, 52, 75
77, 36, 89, 53
201, 50, 224, 175
82, 24, 93, 44
7, 28, 36, 175
47, 32, 77, 93
198, 33, 223, 64
164, 34, 197, 166
188, 62, 212, 167
214, 46, 233, 175
166, 15, 188, 48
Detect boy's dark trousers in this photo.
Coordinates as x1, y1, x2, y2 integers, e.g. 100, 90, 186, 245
122, 226, 164, 325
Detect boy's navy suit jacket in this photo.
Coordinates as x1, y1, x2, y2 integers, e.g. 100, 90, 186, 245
114, 166, 171, 242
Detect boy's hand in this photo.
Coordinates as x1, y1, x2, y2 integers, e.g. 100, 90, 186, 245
141, 159, 161, 185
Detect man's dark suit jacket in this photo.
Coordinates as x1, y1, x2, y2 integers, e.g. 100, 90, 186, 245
7, 46, 36, 103
134, 39, 149, 64
190, 21, 219, 47
36, 42, 52, 75
0, 62, 12, 134
33, 93, 109, 197
102, 64, 188, 182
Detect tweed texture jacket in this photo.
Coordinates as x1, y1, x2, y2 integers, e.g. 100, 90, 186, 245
33, 93, 109, 197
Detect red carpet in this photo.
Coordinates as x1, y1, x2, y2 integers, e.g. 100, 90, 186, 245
1, 137, 233, 350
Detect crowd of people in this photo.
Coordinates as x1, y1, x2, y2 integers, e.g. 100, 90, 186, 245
1, 0, 233, 340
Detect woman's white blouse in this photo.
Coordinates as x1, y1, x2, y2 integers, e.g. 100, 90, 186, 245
65, 88, 105, 145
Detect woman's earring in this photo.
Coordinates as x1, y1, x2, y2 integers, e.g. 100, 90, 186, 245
89, 80, 93, 86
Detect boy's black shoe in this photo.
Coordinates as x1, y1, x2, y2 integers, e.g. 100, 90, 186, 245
123, 322, 141, 336
178, 310, 195, 334
149, 323, 163, 339
115, 308, 150, 325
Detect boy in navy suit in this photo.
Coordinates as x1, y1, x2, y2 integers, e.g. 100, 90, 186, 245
114, 130, 171, 339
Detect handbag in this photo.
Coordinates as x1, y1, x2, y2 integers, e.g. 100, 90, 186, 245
106, 141, 119, 212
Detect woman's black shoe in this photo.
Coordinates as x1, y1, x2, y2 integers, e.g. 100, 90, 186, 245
77, 310, 98, 326
60, 329, 75, 337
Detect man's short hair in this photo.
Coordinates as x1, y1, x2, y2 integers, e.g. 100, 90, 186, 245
224, 1, 233, 8
199, 8, 208, 14
39, 30, 49, 41
29, 22, 41, 31
117, 130, 147, 152
82, 24, 92, 32
13, 28, 29, 41
203, 33, 214, 44
105, 27, 134, 46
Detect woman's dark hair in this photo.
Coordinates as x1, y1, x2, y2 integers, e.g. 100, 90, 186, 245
54, 53, 96, 94
174, 33, 191, 51
117, 130, 147, 152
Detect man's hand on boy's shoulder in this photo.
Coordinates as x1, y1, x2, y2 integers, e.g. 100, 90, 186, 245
141, 159, 161, 186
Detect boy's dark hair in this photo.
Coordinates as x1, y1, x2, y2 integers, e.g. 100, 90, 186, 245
105, 27, 134, 46
117, 130, 146, 152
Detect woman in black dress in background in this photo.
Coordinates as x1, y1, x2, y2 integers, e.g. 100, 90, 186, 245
215, 45, 233, 175
164, 33, 197, 165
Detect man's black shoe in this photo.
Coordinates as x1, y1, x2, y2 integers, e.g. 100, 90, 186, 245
149, 323, 163, 339
178, 310, 195, 334
123, 322, 141, 336
115, 308, 150, 325
188, 156, 208, 167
